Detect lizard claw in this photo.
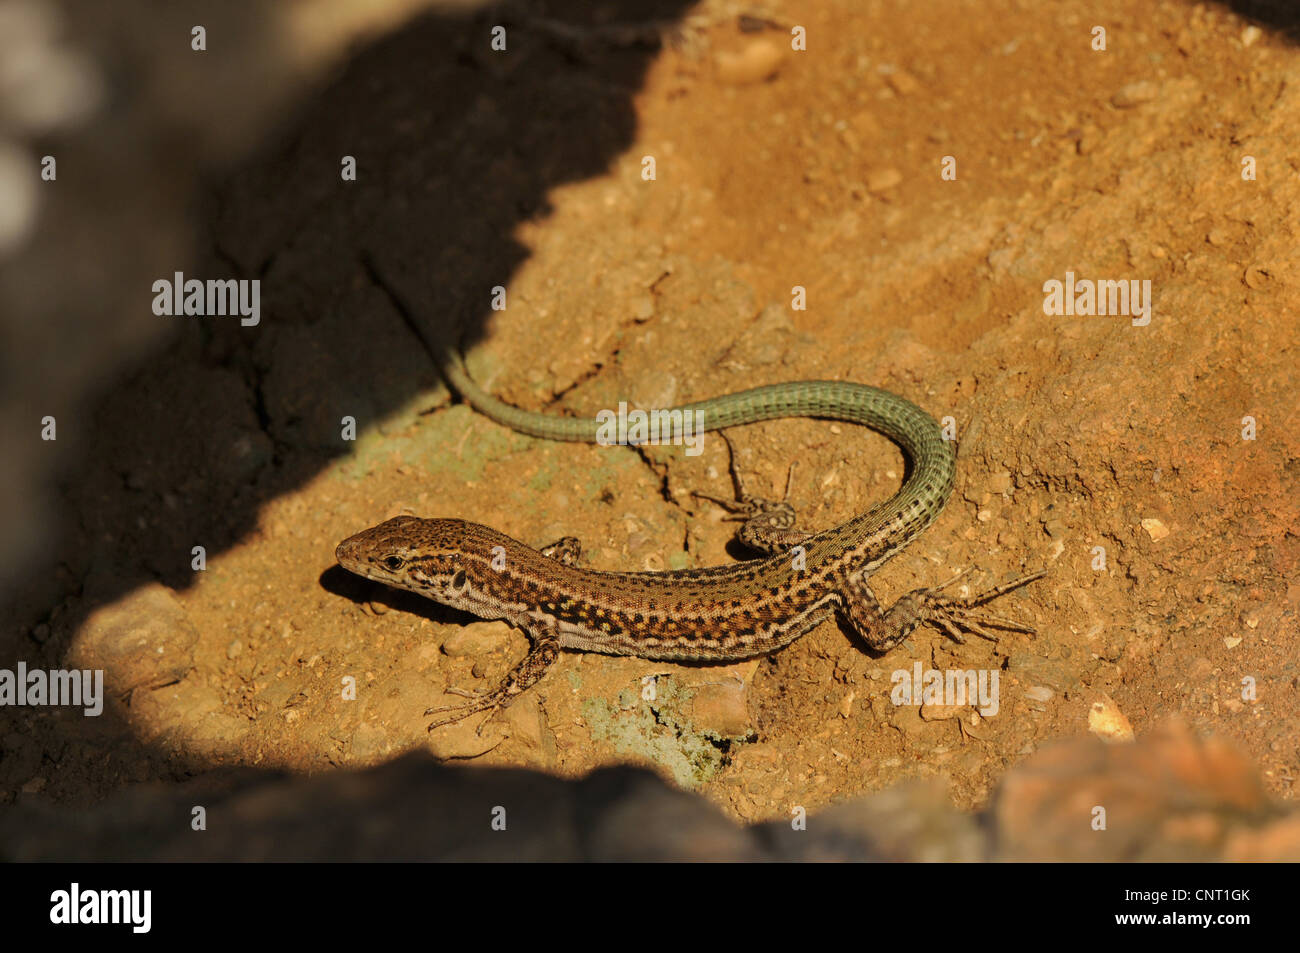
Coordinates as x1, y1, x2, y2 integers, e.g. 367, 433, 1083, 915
425, 686, 503, 733
919, 570, 1047, 645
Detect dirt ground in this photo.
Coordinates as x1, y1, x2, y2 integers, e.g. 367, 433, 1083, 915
3, 0, 1298, 841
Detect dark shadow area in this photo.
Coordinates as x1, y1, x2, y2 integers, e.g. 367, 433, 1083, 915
1220, 0, 1300, 40
0, 0, 698, 804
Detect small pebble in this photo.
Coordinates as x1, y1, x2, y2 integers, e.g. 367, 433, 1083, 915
884, 69, 921, 96
1141, 518, 1170, 541
716, 40, 784, 85
1088, 694, 1135, 743
1243, 264, 1270, 289
866, 167, 903, 192
1111, 81, 1158, 108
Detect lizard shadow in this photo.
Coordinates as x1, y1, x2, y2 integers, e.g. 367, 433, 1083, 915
320, 564, 481, 629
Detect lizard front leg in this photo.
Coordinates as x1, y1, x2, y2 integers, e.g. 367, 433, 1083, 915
693, 430, 812, 555
425, 627, 561, 732
539, 536, 582, 566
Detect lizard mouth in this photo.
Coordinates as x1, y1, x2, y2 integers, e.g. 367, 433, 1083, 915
334, 534, 362, 570
335, 532, 390, 580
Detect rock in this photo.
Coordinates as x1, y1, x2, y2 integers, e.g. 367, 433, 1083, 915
1111, 80, 1158, 108
715, 40, 784, 85
70, 583, 199, 700
684, 679, 750, 738
866, 166, 903, 193
993, 720, 1280, 861
884, 68, 922, 96
440, 621, 517, 658
1088, 693, 1134, 743
1141, 517, 1170, 541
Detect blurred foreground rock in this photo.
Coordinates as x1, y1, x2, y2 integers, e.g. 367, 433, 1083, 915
2, 721, 1295, 861
0, 0, 494, 598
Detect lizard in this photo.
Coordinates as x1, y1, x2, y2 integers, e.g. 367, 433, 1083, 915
336, 254, 1045, 730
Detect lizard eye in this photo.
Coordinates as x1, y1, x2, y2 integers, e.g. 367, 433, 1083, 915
383, 555, 405, 571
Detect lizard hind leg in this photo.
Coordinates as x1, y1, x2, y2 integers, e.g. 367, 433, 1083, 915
838, 568, 1045, 654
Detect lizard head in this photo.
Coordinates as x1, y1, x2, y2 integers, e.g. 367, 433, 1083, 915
335, 515, 478, 606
